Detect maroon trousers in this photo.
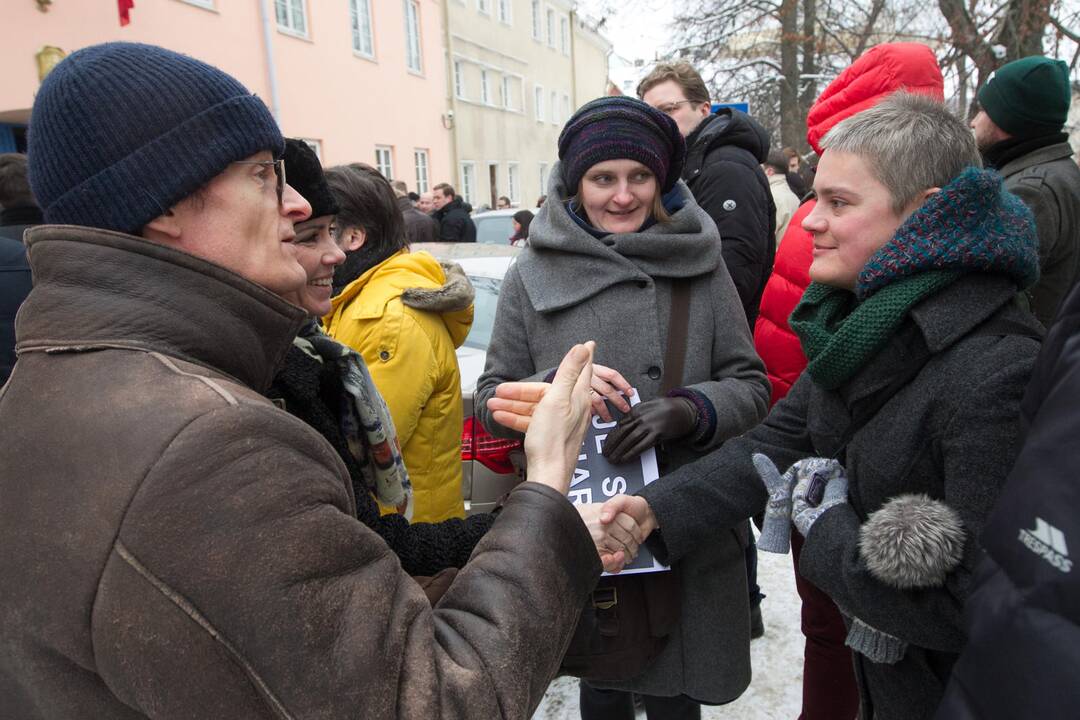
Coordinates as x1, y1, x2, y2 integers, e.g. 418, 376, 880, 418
790, 530, 860, 720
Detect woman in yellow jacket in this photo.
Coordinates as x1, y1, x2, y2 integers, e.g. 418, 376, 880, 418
323, 164, 474, 523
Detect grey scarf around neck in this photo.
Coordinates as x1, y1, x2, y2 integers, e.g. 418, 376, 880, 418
520, 161, 722, 313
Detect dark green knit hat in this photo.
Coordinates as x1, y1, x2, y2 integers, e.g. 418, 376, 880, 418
977, 55, 1071, 138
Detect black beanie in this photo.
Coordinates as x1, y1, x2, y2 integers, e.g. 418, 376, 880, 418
557, 96, 686, 194
284, 139, 339, 219
28, 42, 283, 234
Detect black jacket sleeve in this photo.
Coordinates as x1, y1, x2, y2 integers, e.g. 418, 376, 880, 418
692, 161, 774, 325
438, 213, 466, 242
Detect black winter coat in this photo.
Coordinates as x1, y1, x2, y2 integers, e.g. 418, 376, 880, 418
434, 197, 476, 243
267, 342, 494, 576
397, 196, 439, 245
935, 283, 1080, 720
682, 109, 776, 327
639, 274, 1042, 719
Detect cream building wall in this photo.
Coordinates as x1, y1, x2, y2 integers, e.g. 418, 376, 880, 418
571, 14, 611, 110
1, 0, 451, 193
444, 0, 584, 209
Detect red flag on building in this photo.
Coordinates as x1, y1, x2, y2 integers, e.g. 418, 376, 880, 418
118, 0, 134, 26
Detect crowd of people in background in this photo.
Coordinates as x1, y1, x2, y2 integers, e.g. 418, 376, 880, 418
0, 35, 1078, 720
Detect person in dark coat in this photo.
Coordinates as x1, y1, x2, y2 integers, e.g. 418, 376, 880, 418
432, 182, 476, 242
477, 96, 770, 720
0, 153, 39, 385
970, 55, 1080, 326
638, 61, 776, 328
392, 180, 438, 245
0, 41, 614, 719
601, 92, 1043, 720
270, 140, 496, 579
933, 284, 1080, 720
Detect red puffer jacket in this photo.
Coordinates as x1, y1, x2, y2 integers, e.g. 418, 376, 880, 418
753, 42, 944, 406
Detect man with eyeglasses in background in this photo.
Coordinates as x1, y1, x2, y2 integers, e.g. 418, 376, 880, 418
639, 61, 776, 330
0, 41, 613, 719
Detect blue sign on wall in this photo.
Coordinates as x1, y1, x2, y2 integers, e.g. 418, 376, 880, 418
712, 102, 750, 116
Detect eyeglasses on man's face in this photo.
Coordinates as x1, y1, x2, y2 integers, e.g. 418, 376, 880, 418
232, 158, 286, 205
655, 100, 697, 115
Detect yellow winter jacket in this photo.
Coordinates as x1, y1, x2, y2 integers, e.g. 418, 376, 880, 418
324, 250, 473, 523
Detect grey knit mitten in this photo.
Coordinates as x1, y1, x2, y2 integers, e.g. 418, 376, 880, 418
752, 453, 796, 553
791, 459, 848, 537
844, 616, 908, 664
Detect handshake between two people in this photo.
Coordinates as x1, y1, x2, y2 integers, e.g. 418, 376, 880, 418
485, 341, 663, 573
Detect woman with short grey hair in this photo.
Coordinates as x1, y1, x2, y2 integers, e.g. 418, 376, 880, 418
600, 92, 1044, 718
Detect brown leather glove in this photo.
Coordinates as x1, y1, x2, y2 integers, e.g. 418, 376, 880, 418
602, 396, 698, 465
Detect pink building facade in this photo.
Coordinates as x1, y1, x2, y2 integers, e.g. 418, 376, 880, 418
1, 0, 451, 194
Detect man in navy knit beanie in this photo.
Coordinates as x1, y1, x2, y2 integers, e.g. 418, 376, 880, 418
0, 42, 607, 718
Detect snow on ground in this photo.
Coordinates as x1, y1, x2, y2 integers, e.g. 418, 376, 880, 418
534, 531, 804, 719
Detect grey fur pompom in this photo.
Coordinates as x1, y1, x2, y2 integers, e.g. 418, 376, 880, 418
858, 494, 965, 589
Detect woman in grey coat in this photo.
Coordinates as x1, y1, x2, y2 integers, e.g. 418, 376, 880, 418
603, 93, 1043, 719
475, 97, 771, 718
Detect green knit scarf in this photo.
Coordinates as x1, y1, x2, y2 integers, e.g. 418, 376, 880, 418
790, 270, 959, 390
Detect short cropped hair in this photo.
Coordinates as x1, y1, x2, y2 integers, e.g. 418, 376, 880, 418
821, 92, 981, 213
390, 179, 408, 197
764, 151, 789, 175
636, 62, 710, 106
433, 182, 456, 199
325, 163, 407, 258
0, 153, 36, 208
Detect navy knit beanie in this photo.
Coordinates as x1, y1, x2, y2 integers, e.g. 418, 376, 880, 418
28, 42, 283, 234
558, 96, 686, 194
284, 139, 338, 219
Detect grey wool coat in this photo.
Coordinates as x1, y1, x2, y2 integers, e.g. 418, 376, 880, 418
475, 167, 771, 703
639, 274, 1043, 719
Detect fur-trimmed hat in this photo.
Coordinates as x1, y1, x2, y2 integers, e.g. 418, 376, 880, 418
28, 42, 282, 234
557, 96, 686, 194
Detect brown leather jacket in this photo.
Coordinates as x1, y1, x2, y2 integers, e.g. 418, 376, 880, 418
0, 226, 599, 719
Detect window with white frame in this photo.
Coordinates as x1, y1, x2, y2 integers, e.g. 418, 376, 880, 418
539, 162, 548, 193
480, 69, 491, 105
534, 85, 544, 122
414, 149, 430, 193
460, 162, 477, 204
404, 0, 422, 72
275, 0, 307, 37
546, 7, 555, 47
454, 60, 466, 98
562, 93, 571, 123
531, 0, 541, 40
375, 146, 394, 180
507, 163, 520, 203
477, 0, 489, 15
498, 0, 511, 24
299, 138, 322, 161
560, 16, 570, 54
550, 90, 558, 124
350, 0, 374, 58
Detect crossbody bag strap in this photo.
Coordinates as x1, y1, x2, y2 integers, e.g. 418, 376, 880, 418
661, 279, 691, 394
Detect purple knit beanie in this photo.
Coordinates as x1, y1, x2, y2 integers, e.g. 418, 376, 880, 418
558, 96, 686, 194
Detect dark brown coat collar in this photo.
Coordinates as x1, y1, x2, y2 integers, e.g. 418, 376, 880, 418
18, 225, 305, 392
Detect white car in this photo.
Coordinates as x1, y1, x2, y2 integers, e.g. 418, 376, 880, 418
412, 242, 524, 515
471, 208, 518, 245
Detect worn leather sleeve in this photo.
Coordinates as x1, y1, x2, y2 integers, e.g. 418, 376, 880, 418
94, 405, 600, 719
